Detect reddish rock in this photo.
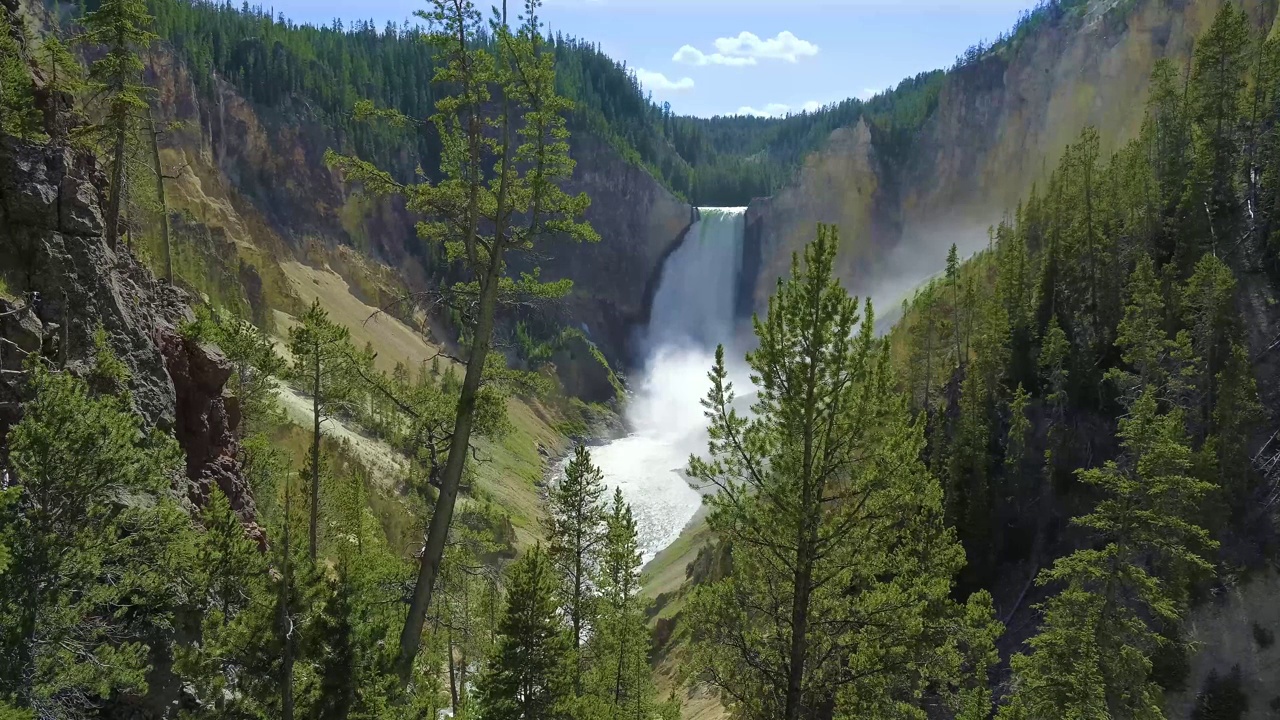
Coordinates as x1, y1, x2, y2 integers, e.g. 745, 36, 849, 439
158, 329, 266, 549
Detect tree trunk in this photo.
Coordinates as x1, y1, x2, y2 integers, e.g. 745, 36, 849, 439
281, 485, 296, 720
613, 622, 626, 706
785, 334, 820, 720
147, 106, 173, 284
106, 115, 127, 251
785, 544, 815, 718
458, 646, 468, 714
572, 527, 584, 694
448, 624, 459, 714
394, 252, 502, 684
309, 346, 321, 563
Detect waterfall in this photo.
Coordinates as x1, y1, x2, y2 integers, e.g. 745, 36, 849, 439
646, 207, 748, 351
557, 208, 749, 564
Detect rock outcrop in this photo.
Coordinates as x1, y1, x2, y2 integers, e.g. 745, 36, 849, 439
0, 136, 180, 429
0, 132, 259, 533
157, 331, 264, 547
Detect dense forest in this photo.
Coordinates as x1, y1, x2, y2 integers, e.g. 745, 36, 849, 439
57, 0, 1105, 207
886, 1, 1280, 713
5, 0, 1280, 717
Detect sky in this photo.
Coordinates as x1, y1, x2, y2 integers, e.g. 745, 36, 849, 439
260, 0, 1045, 118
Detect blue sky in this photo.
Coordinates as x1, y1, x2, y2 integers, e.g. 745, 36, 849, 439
262, 0, 1043, 118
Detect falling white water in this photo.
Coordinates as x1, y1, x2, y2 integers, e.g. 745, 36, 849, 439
557, 208, 749, 563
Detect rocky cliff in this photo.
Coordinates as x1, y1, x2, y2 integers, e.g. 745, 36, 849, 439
743, 0, 1280, 314
0, 131, 260, 541
144, 46, 692, 370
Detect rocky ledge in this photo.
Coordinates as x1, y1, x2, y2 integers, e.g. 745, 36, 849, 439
0, 133, 261, 541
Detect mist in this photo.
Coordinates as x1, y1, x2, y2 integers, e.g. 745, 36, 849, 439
861, 219, 995, 332
558, 208, 752, 563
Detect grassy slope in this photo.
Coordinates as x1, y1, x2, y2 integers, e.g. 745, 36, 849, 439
272, 258, 567, 548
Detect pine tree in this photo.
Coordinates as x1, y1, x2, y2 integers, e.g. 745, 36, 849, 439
77, 0, 157, 250
287, 298, 357, 562
176, 486, 276, 719
0, 14, 41, 140
584, 489, 656, 720
949, 361, 993, 580
326, 0, 598, 680
947, 242, 963, 364
687, 225, 999, 720
475, 547, 575, 720
1144, 59, 1191, 235
1180, 2, 1251, 258
37, 36, 81, 141
1108, 254, 1197, 409
1208, 342, 1263, 512
0, 361, 195, 716
1005, 383, 1032, 482
1181, 253, 1239, 430
547, 445, 608, 694
1002, 390, 1217, 719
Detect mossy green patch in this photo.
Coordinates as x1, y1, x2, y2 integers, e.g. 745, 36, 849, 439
472, 398, 568, 548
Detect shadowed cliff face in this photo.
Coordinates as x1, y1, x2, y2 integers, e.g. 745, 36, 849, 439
521, 133, 695, 366
743, 0, 1279, 317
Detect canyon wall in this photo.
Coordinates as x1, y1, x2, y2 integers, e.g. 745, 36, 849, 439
743, 0, 1280, 316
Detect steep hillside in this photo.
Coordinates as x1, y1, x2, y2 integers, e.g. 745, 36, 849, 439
742, 0, 1280, 315
139, 40, 692, 371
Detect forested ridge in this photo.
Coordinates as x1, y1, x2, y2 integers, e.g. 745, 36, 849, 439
63, 0, 1108, 206
886, 2, 1280, 713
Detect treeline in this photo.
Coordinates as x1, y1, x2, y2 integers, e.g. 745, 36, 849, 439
62, 0, 1110, 212
892, 2, 1277, 713
70, 0, 967, 206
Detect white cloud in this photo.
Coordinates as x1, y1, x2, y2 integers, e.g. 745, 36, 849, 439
634, 68, 695, 92
672, 45, 757, 67
714, 31, 819, 63
735, 100, 825, 117
674, 30, 819, 67
857, 87, 883, 101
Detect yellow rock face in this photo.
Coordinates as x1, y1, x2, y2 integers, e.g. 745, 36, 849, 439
744, 0, 1277, 315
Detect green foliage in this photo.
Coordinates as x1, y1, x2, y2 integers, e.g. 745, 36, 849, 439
175, 486, 282, 719
474, 547, 575, 720
1107, 254, 1198, 406
328, 0, 601, 681
688, 225, 999, 719
1005, 383, 1032, 481
581, 488, 657, 720
1002, 389, 1217, 719
0, 486, 14, 578
1190, 666, 1249, 720
546, 445, 607, 690
288, 298, 361, 560
77, 0, 157, 247
0, 14, 42, 140
1179, 3, 1252, 261
0, 360, 192, 716
886, 10, 1276, 711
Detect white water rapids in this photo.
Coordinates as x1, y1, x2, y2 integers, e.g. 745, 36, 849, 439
556, 208, 749, 563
